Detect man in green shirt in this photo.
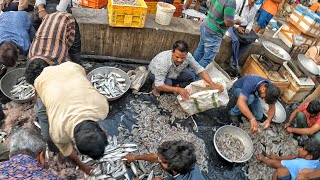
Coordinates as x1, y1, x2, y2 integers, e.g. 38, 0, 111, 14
194, 0, 241, 68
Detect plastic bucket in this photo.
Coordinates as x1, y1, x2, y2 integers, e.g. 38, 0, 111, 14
155, 2, 176, 25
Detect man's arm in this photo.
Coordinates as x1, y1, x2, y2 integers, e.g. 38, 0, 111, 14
268, 153, 298, 160
257, 154, 282, 169
68, 149, 93, 175
297, 169, 320, 180
123, 154, 159, 163
284, 109, 299, 128
198, 71, 224, 92
237, 95, 259, 132
155, 84, 190, 100
263, 103, 275, 129
287, 124, 320, 135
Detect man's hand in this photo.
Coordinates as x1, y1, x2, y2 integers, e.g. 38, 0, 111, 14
0, 0, 13, 9
122, 154, 136, 163
39, 9, 48, 19
210, 84, 224, 93
263, 120, 271, 130
81, 164, 93, 175
256, 153, 265, 161
284, 122, 291, 129
286, 127, 293, 133
245, 29, 250, 34
268, 153, 277, 160
250, 119, 259, 133
177, 87, 190, 100
237, 27, 244, 34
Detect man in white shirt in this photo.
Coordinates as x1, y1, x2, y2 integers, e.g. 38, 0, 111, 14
228, 0, 257, 73
149, 40, 223, 100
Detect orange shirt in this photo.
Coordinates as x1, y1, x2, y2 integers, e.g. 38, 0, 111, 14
262, 0, 279, 15
298, 102, 320, 127
310, 3, 320, 12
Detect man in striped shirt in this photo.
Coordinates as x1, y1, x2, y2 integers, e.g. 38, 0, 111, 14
193, 0, 241, 68
25, 11, 81, 85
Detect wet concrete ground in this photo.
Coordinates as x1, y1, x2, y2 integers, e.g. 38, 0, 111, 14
0, 58, 300, 180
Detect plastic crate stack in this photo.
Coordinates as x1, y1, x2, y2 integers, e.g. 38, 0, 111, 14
278, 4, 320, 48
79, 0, 108, 8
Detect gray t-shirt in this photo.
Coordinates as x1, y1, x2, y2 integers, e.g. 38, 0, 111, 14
148, 50, 204, 86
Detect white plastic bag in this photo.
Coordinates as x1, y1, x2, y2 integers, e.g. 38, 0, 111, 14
177, 78, 229, 115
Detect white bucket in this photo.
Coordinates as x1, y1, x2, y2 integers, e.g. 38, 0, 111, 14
155, 2, 176, 25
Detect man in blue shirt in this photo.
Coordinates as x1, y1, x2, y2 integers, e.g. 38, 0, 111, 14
227, 75, 280, 132
257, 138, 320, 180
0, 11, 35, 69
123, 140, 205, 180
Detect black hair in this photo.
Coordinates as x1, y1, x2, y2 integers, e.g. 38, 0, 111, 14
301, 138, 320, 160
157, 140, 196, 174
25, 58, 49, 84
307, 99, 320, 115
265, 83, 281, 104
74, 120, 108, 160
0, 41, 18, 67
172, 40, 189, 53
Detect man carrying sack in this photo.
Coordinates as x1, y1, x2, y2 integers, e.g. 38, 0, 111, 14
227, 0, 258, 74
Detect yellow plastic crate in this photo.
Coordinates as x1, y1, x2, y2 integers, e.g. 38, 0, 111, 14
108, 0, 147, 28
146, 1, 157, 14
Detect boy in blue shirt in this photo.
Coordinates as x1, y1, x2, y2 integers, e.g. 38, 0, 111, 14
257, 138, 320, 180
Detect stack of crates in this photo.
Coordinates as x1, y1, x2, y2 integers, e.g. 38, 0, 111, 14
279, 4, 320, 47
79, 0, 108, 8
107, 0, 148, 28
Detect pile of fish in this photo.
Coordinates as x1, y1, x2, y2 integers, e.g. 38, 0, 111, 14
82, 136, 154, 180
216, 133, 245, 161
10, 77, 35, 100
120, 97, 208, 175
267, 45, 284, 58
240, 120, 299, 180
113, 0, 139, 6
90, 72, 127, 99
0, 130, 6, 144
158, 94, 190, 120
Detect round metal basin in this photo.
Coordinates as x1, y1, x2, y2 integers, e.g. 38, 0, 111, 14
213, 125, 254, 163
0, 68, 34, 103
87, 66, 131, 101
297, 54, 320, 77
262, 41, 291, 64
260, 99, 286, 123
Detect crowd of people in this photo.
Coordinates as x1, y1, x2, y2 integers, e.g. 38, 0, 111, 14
0, 0, 319, 179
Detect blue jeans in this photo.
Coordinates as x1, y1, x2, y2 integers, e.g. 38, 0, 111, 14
228, 27, 252, 66
150, 69, 196, 93
194, 23, 222, 68
230, 88, 263, 121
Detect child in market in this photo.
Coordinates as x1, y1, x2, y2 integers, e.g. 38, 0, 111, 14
257, 138, 320, 180
284, 99, 320, 142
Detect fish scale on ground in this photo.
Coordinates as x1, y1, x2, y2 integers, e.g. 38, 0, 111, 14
90, 72, 127, 99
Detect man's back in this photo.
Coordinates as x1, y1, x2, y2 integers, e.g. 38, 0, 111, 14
0, 11, 32, 55
0, 154, 61, 179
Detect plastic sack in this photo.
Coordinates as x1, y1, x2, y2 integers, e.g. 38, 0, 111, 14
127, 66, 149, 94
177, 78, 229, 115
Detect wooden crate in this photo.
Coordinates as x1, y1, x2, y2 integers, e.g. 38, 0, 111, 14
288, 5, 320, 38
281, 73, 314, 104
241, 55, 290, 96
278, 21, 316, 48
